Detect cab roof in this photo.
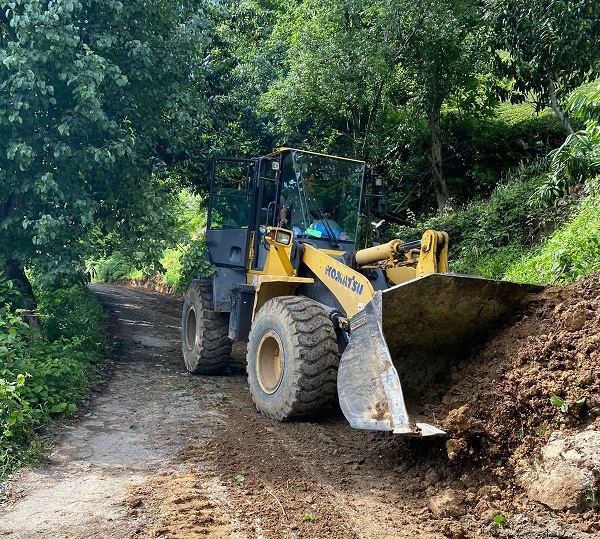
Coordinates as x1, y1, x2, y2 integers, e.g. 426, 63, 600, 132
264, 147, 365, 165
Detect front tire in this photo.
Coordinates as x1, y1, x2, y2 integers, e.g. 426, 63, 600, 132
246, 296, 339, 420
181, 280, 231, 374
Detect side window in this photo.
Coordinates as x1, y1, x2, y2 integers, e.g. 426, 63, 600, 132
209, 160, 254, 230
257, 158, 280, 228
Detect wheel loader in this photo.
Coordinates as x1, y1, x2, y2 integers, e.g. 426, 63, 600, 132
181, 148, 542, 436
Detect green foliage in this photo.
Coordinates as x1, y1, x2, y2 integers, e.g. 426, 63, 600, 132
534, 85, 600, 206
493, 514, 507, 526
35, 283, 107, 351
0, 274, 109, 477
0, 0, 216, 286
87, 189, 210, 291
458, 244, 526, 280
549, 396, 586, 426
88, 252, 143, 284
378, 106, 563, 214
505, 187, 600, 284
549, 395, 569, 413
154, 190, 210, 291
159, 248, 184, 290
393, 161, 562, 278
489, 0, 599, 126
177, 237, 215, 291
0, 374, 30, 444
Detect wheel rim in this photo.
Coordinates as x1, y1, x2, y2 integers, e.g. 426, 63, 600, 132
256, 330, 284, 394
185, 306, 197, 351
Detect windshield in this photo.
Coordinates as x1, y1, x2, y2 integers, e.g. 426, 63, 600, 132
280, 150, 364, 244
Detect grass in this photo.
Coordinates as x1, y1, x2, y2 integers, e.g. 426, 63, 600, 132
504, 187, 600, 284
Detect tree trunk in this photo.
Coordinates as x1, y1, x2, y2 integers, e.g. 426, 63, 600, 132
548, 78, 574, 136
3, 259, 39, 330
361, 78, 385, 161
427, 104, 451, 213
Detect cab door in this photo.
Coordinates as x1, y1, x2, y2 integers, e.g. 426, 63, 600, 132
206, 159, 256, 268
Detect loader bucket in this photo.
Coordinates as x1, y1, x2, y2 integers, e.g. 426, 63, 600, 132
337, 273, 544, 436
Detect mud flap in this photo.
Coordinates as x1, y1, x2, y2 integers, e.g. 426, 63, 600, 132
337, 273, 544, 436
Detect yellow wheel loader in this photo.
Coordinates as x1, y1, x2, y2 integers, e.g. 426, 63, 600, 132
181, 148, 542, 436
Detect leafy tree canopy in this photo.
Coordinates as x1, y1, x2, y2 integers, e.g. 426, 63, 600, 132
488, 0, 600, 133
259, 0, 497, 211
0, 0, 215, 288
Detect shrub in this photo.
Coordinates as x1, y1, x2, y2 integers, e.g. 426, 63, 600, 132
0, 276, 109, 477
505, 186, 600, 284
533, 84, 600, 206
88, 251, 143, 283
87, 190, 210, 292
391, 161, 565, 278
383, 106, 565, 213
36, 284, 107, 350
176, 236, 215, 292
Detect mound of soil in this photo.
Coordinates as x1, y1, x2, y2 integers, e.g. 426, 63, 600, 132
124, 275, 599, 539
416, 272, 600, 531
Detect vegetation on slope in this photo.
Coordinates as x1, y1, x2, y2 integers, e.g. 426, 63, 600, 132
505, 186, 600, 284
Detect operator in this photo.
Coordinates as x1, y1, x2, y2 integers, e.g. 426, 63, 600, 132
278, 199, 290, 229
308, 211, 348, 240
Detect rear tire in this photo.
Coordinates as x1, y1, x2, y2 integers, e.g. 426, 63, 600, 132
181, 280, 231, 374
246, 296, 339, 420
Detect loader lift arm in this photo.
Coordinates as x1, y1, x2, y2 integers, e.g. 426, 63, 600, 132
295, 231, 450, 435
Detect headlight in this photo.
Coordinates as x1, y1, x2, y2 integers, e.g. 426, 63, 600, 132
275, 230, 292, 245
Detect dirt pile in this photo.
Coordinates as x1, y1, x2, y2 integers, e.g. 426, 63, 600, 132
417, 272, 600, 530
116, 275, 599, 538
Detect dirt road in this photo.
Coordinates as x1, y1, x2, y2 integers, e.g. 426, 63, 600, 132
0, 283, 596, 538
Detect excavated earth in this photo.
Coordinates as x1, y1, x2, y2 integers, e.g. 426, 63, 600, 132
1, 275, 599, 538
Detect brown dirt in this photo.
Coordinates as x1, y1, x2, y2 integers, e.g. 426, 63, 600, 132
1, 276, 599, 538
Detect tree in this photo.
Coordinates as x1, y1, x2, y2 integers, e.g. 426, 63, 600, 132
534, 84, 600, 205
489, 0, 600, 135
0, 0, 214, 303
399, 0, 496, 212
259, 0, 496, 212
259, 0, 427, 159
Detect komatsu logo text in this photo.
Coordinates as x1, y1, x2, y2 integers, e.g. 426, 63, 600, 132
324, 265, 364, 295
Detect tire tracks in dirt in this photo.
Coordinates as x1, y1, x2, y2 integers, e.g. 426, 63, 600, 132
0, 284, 229, 538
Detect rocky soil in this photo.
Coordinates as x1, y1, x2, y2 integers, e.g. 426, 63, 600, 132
0, 275, 599, 538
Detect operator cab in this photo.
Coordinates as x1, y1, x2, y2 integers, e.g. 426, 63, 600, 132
205, 148, 366, 276
275, 150, 364, 248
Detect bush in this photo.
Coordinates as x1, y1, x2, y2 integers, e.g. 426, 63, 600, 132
392, 161, 566, 278
383, 106, 565, 213
533, 84, 600, 206
87, 190, 210, 293
88, 251, 143, 283
0, 276, 109, 477
176, 236, 215, 292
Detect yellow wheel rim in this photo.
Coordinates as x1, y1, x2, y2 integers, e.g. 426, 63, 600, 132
185, 307, 196, 351
256, 330, 284, 394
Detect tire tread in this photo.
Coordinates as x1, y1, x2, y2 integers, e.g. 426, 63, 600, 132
181, 280, 232, 374
247, 295, 339, 420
